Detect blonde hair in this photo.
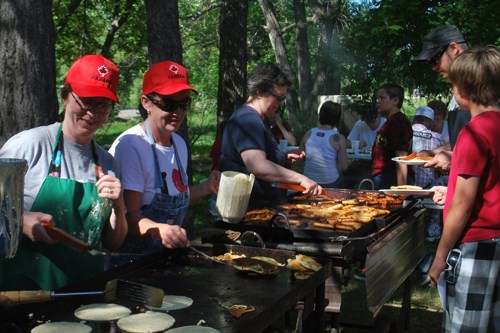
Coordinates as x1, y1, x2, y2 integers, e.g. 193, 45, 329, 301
448, 46, 500, 107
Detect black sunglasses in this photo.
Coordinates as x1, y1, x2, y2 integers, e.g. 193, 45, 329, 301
429, 46, 448, 66
71, 92, 113, 113
147, 95, 191, 112
269, 91, 287, 102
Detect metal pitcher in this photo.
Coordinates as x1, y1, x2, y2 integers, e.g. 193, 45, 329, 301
0, 158, 27, 258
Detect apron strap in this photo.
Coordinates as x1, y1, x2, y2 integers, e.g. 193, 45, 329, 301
48, 123, 102, 181
144, 119, 188, 194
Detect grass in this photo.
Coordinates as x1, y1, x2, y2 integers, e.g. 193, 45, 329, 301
96, 114, 444, 331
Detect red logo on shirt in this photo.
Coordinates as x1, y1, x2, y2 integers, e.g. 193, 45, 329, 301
172, 168, 187, 192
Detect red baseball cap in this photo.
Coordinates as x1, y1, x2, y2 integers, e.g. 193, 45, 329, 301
142, 61, 199, 96
65, 55, 120, 103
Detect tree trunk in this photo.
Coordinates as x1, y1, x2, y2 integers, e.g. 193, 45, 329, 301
0, 0, 57, 146
257, 0, 300, 126
101, 0, 138, 58
145, 0, 193, 183
216, 0, 248, 125
293, 0, 313, 125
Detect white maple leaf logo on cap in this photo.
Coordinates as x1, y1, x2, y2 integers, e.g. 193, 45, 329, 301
97, 65, 109, 77
169, 64, 179, 74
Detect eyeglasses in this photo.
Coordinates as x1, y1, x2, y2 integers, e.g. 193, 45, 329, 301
269, 91, 287, 102
146, 95, 191, 112
429, 46, 448, 66
71, 92, 113, 114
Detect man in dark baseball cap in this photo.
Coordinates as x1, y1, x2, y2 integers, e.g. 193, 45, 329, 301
415, 25, 466, 62
415, 25, 470, 154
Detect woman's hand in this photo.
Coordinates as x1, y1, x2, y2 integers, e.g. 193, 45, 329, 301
286, 149, 305, 164
207, 170, 221, 194
96, 172, 124, 209
431, 186, 447, 205
158, 224, 190, 249
22, 212, 58, 244
299, 177, 323, 196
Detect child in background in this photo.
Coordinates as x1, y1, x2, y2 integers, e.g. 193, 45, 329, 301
371, 83, 413, 189
428, 46, 500, 332
428, 100, 449, 145
347, 102, 386, 150
412, 106, 445, 188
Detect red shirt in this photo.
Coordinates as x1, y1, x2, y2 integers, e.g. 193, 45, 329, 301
444, 111, 500, 243
210, 137, 222, 171
270, 120, 292, 143
371, 112, 412, 176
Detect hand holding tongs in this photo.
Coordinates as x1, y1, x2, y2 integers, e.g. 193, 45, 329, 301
41, 221, 139, 257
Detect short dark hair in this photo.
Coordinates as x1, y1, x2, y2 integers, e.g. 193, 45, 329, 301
319, 101, 342, 127
247, 62, 293, 97
427, 100, 447, 119
380, 83, 404, 108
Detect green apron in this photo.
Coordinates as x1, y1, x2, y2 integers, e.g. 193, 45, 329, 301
0, 125, 111, 290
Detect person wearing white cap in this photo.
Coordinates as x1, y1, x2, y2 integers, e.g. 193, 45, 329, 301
412, 106, 445, 187
0, 55, 128, 290
109, 61, 220, 262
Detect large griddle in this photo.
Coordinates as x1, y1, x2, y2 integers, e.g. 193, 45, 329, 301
0, 245, 331, 333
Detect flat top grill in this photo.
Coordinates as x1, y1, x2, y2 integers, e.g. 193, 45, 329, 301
214, 190, 420, 264
0, 246, 331, 333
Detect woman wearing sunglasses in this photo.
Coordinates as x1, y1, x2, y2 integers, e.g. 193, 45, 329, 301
219, 62, 322, 210
109, 61, 219, 261
0, 55, 128, 290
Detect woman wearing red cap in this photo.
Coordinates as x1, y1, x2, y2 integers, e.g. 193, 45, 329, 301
109, 61, 219, 259
0, 55, 128, 290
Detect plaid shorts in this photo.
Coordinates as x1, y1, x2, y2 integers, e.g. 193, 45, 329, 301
444, 240, 500, 333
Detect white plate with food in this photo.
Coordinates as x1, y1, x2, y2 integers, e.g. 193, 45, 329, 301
392, 154, 433, 165
380, 185, 434, 196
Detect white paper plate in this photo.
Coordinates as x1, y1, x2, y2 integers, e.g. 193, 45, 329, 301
380, 189, 434, 196
391, 157, 428, 165
146, 295, 194, 311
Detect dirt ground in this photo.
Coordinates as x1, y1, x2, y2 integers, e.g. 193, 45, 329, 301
332, 269, 443, 333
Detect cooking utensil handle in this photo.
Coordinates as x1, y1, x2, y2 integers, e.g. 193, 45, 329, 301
0, 290, 53, 304
277, 183, 306, 192
42, 222, 92, 251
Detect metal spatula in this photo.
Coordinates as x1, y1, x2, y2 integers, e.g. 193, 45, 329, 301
0, 279, 164, 307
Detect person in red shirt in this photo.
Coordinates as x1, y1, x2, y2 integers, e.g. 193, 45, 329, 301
209, 121, 227, 171
428, 46, 500, 332
371, 83, 412, 189
268, 111, 297, 146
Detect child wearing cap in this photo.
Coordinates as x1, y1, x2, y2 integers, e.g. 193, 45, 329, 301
428, 46, 500, 333
347, 102, 386, 150
0, 55, 128, 290
411, 106, 445, 188
109, 60, 220, 263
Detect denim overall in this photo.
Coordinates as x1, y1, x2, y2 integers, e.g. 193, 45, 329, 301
113, 120, 190, 264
